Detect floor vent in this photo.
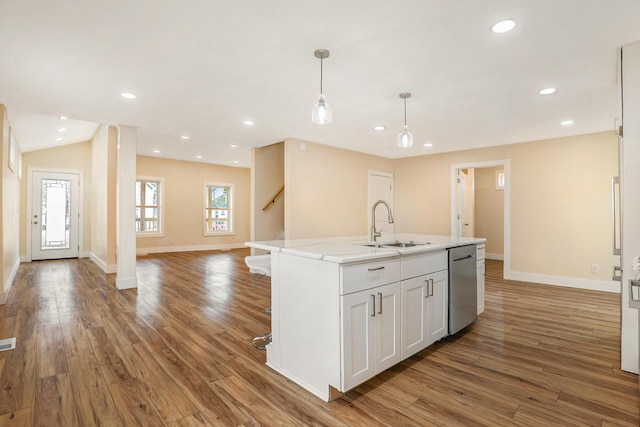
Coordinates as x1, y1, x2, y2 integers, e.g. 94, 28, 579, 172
0, 338, 16, 352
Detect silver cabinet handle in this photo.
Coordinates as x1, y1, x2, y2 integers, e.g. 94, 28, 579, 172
368, 266, 385, 272
430, 279, 434, 297
378, 292, 383, 314
425, 279, 429, 298
613, 265, 622, 282
612, 176, 621, 256
371, 295, 376, 317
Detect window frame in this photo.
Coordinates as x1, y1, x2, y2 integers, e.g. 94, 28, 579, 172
135, 176, 164, 237
204, 182, 235, 236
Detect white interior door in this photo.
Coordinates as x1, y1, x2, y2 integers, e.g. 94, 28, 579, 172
368, 171, 394, 238
457, 170, 467, 237
31, 171, 80, 260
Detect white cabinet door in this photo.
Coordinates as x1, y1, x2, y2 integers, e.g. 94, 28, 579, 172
427, 270, 448, 345
341, 282, 401, 391
477, 260, 485, 315
401, 270, 449, 359
341, 289, 376, 391
401, 276, 428, 359
375, 282, 402, 372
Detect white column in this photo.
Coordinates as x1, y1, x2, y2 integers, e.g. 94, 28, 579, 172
621, 40, 640, 374
116, 125, 138, 290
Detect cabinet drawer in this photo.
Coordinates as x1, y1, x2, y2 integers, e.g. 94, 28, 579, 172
340, 258, 400, 295
476, 244, 486, 260
401, 251, 447, 280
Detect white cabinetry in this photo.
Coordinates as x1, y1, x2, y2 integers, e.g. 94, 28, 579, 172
476, 244, 485, 314
400, 251, 448, 360
341, 281, 401, 391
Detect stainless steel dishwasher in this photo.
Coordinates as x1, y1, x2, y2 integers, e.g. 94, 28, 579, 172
448, 245, 477, 335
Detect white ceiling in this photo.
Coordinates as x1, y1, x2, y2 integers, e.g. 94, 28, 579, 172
2, 1, 640, 169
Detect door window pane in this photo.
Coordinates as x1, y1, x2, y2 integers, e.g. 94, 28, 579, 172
41, 179, 71, 249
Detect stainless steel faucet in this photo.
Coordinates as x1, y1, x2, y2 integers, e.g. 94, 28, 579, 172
371, 200, 394, 242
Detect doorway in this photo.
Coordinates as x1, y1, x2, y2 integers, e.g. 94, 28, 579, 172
28, 169, 83, 260
451, 160, 510, 276
368, 170, 394, 239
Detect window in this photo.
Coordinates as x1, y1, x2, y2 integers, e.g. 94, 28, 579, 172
205, 183, 233, 234
495, 170, 505, 190
136, 178, 163, 235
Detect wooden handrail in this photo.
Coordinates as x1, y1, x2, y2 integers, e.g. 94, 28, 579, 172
263, 185, 284, 211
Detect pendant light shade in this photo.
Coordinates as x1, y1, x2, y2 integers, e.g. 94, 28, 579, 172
397, 92, 413, 148
312, 49, 332, 124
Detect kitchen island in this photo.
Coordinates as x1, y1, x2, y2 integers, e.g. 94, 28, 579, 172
245, 233, 486, 401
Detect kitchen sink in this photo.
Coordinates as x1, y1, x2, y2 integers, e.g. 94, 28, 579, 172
361, 240, 430, 248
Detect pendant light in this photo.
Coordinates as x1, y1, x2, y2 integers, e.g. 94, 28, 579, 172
312, 49, 332, 124
397, 92, 413, 148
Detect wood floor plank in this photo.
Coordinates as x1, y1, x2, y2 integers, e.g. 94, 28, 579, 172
1, 252, 638, 426
108, 378, 167, 427
66, 354, 123, 427
127, 343, 198, 424
0, 339, 36, 418
35, 324, 67, 379
34, 373, 78, 427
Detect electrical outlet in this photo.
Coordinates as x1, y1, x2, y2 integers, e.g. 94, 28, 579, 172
591, 264, 598, 274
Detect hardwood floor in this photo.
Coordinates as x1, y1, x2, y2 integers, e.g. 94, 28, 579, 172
0, 250, 638, 426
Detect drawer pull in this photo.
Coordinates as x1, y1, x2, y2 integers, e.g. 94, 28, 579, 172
368, 266, 385, 272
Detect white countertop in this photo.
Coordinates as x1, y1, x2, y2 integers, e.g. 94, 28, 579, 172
245, 233, 486, 263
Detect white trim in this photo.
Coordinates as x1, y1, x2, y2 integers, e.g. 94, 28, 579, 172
451, 159, 510, 279
89, 252, 117, 274
506, 270, 620, 294
0, 257, 21, 305
116, 276, 138, 290
136, 243, 245, 255
26, 167, 84, 261
486, 252, 504, 261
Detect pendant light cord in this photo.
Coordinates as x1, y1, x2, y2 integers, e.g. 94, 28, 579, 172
404, 97, 407, 126
320, 58, 324, 95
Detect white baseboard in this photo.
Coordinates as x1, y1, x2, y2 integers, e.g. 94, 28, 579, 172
1, 257, 21, 305
505, 270, 620, 293
486, 252, 504, 261
136, 243, 246, 255
89, 252, 117, 274
116, 276, 138, 290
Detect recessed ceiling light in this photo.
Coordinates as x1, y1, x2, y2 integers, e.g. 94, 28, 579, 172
539, 87, 557, 95
58, 116, 68, 120
180, 135, 190, 140
230, 144, 238, 148
492, 19, 516, 33
57, 128, 66, 132
561, 120, 574, 126
121, 92, 137, 99
373, 125, 386, 131
196, 155, 203, 159
153, 149, 160, 153
56, 137, 64, 142
232, 160, 240, 165
424, 143, 433, 147
242, 120, 254, 126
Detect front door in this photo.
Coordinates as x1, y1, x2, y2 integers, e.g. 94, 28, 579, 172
31, 171, 80, 260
